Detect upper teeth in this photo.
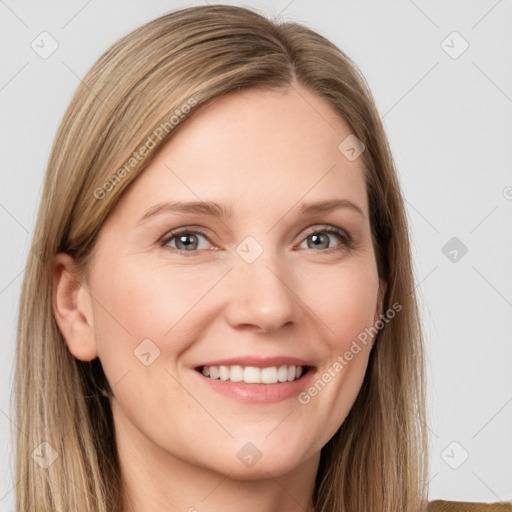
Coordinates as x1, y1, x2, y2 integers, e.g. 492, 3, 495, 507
201, 365, 303, 384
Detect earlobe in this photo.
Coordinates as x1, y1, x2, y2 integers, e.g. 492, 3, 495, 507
51, 253, 98, 361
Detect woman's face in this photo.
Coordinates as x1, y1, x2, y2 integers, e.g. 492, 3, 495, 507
64, 84, 384, 478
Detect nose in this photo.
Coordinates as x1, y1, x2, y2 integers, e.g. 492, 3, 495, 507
223, 252, 299, 334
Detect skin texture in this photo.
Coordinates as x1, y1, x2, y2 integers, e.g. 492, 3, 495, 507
52, 84, 386, 512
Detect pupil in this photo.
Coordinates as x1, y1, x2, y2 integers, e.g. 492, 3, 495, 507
310, 233, 328, 249
178, 234, 197, 250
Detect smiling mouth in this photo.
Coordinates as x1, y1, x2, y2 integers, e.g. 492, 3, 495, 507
195, 364, 311, 384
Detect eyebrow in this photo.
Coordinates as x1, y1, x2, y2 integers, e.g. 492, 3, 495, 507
137, 198, 365, 224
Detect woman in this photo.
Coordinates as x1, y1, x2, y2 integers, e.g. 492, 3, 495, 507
14, 4, 510, 512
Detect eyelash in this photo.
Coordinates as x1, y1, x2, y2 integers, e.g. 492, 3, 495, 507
159, 225, 353, 257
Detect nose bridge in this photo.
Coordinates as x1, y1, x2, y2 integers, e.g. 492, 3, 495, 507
225, 241, 299, 332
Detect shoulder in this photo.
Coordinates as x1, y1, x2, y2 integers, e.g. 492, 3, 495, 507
429, 500, 512, 511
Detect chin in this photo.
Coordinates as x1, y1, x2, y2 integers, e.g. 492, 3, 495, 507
209, 440, 313, 480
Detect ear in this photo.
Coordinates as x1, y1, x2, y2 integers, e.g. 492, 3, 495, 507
51, 253, 98, 361
373, 238, 393, 328
374, 277, 387, 323
372, 278, 388, 348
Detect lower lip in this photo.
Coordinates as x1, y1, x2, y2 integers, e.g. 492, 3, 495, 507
193, 368, 315, 403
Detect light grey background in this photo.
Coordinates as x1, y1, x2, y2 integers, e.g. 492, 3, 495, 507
1, 0, 511, 509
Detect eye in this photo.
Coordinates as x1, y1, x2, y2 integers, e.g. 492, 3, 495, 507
160, 229, 212, 255
159, 225, 352, 256
298, 226, 351, 253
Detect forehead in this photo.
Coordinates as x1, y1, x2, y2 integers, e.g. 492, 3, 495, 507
112, 84, 368, 221
164, 85, 357, 162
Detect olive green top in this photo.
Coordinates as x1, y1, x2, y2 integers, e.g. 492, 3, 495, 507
429, 500, 512, 511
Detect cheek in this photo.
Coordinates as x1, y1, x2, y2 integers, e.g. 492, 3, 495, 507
92, 258, 204, 337
311, 261, 379, 426
307, 260, 380, 348
89, 259, 221, 376
297, 266, 378, 448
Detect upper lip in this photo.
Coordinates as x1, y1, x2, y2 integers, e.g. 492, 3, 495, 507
195, 356, 313, 369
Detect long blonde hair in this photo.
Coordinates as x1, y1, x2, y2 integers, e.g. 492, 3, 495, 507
14, 5, 429, 511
